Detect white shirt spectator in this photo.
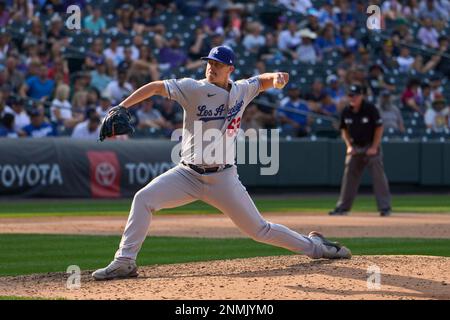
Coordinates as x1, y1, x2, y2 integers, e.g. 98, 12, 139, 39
103, 81, 133, 105
278, 0, 312, 14
425, 106, 449, 131
278, 30, 301, 51
417, 26, 439, 48
397, 55, 415, 72
50, 98, 72, 122
71, 120, 101, 140
4, 106, 31, 132
242, 34, 266, 51
103, 47, 125, 66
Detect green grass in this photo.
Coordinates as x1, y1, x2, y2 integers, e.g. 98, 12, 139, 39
0, 234, 449, 277
0, 195, 450, 217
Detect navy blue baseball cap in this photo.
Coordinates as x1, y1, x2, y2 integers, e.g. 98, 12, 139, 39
201, 46, 235, 66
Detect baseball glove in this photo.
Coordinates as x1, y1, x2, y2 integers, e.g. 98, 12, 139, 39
99, 105, 135, 141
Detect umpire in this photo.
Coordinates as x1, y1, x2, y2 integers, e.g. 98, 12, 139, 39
329, 84, 392, 217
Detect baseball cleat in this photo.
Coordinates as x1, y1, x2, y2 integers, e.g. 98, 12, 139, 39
328, 208, 349, 216
380, 209, 392, 217
308, 231, 352, 259
92, 259, 138, 280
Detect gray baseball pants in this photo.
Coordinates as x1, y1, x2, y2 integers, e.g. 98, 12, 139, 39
336, 148, 391, 212
115, 164, 322, 260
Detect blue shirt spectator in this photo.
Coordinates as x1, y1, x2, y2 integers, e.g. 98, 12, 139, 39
21, 109, 57, 138
278, 85, 310, 137
84, 7, 106, 33
22, 65, 55, 100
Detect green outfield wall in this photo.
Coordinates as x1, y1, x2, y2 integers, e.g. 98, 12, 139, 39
0, 138, 448, 197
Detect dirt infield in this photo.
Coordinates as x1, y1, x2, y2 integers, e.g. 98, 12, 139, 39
0, 255, 449, 300
1, 213, 450, 238
1, 213, 449, 300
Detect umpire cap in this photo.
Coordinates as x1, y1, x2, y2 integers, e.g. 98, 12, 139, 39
201, 46, 235, 66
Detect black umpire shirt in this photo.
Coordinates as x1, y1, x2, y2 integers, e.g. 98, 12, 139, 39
339, 100, 383, 147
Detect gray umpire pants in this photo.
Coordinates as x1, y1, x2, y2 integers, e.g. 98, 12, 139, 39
336, 147, 391, 212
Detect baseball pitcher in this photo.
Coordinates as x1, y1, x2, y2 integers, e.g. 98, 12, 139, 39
93, 46, 351, 280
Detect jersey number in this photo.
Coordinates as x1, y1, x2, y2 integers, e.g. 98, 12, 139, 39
227, 117, 241, 137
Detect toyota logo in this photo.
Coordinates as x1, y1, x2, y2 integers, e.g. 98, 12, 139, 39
95, 162, 116, 187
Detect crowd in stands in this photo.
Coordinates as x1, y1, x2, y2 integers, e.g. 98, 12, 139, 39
0, 0, 449, 140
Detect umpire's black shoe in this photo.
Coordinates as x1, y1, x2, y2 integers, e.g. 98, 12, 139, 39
380, 209, 392, 217
328, 209, 349, 216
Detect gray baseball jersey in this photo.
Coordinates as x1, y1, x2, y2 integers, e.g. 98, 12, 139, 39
114, 77, 322, 262
163, 77, 260, 165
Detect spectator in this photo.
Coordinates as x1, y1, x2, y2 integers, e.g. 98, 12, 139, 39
377, 90, 405, 133
424, 95, 449, 131
20, 65, 55, 101
48, 56, 70, 85
402, 0, 420, 19
303, 8, 321, 33
296, 29, 320, 64
189, 27, 212, 68
130, 35, 144, 61
47, 14, 67, 45
137, 99, 172, 132
71, 110, 101, 139
116, 3, 134, 33
90, 59, 113, 93
5, 56, 24, 92
0, 113, 18, 138
133, 4, 165, 35
278, 0, 312, 14
340, 25, 358, 52
103, 69, 133, 105
103, 37, 125, 67
277, 84, 310, 137
320, 93, 339, 117
97, 95, 111, 120
396, 47, 416, 72
418, 0, 447, 22
382, 0, 404, 20
367, 64, 395, 102
325, 74, 346, 110
329, 84, 392, 217
316, 23, 343, 54
6, 96, 30, 132
241, 103, 264, 132
380, 40, 399, 70
242, 22, 266, 53
203, 7, 224, 35
84, 6, 106, 33
303, 78, 326, 112
0, 1, 10, 28
419, 82, 433, 110
401, 78, 424, 114
11, 0, 34, 22
85, 38, 105, 69
335, 0, 355, 27
117, 47, 134, 72
130, 46, 160, 86
156, 98, 183, 129
429, 75, 444, 101
278, 20, 301, 59
159, 35, 188, 69
0, 31, 13, 61
432, 36, 450, 80
258, 32, 283, 62
417, 18, 439, 48
21, 108, 57, 138
318, 1, 337, 27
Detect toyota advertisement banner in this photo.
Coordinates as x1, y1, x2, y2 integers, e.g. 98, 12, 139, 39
0, 138, 176, 198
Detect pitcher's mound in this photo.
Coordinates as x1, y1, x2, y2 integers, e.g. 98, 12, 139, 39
0, 255, 449, 300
